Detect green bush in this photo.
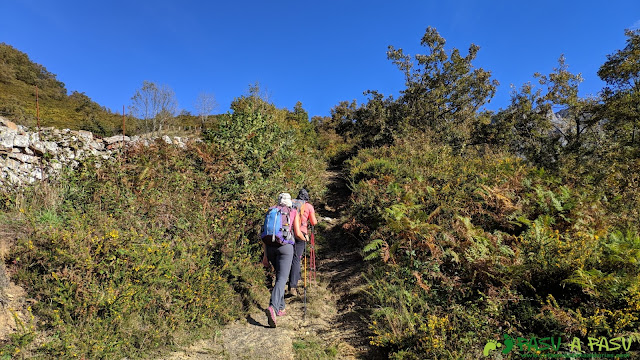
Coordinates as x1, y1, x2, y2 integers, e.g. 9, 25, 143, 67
347, 135, 640, 358
2, 102, 327, 358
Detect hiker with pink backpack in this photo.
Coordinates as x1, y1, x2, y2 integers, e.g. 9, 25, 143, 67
261, 193, 304, 328
289, 188, 318, 297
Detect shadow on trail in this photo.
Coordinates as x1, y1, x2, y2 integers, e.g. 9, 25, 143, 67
246, 313, 269, 328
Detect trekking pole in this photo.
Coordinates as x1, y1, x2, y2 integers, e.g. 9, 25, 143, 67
303, 239, 307, 320
310, 225, 316, 283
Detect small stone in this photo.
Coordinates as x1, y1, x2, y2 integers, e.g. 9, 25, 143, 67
45, 141, 59, 154
0, 117, 18, 131
78, 130, 93, 141
13, 134, 29, 148
7, 171, 20, 184
19, 162, 34, 172
0, 132, 15, 148
88, 140, 104, 151
104, 135, 129, 145
5, 158, 20, 169
29, 142, 45, 155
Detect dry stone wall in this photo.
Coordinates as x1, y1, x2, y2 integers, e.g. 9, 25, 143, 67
0, 117, 195, 189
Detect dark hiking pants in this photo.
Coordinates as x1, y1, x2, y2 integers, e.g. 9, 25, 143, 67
289, 240, 305, 289
266, 243, 294, 312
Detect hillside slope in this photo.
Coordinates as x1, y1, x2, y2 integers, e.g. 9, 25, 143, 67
1, 43, 122, 135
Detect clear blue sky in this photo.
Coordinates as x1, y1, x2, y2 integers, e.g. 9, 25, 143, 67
1, 1, 639, 118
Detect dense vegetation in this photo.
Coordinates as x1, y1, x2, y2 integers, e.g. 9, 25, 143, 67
314, 27, 640, 358
1, 91, 325, 358
1, 25, 639, 359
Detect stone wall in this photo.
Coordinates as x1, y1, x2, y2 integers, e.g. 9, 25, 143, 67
0, 117, 195, 189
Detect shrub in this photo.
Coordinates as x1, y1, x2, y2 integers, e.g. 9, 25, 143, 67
348, 135, 640, 358
2, 103, 327, 358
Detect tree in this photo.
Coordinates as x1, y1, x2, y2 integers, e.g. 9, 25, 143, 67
328, 100, 358, 140
351, 90, 398, 148
598, 29, 640, 149
488, 56, 597, 168
488, 83, 558, 165
129, 81, 178, 133
289, 101, 309, 124
535, 55, 599, 157
230, 82, 276, 116
387, 27, 498, 147
194, 92, 218, 129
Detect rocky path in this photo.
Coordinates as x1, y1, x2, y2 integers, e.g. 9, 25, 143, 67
162, 170, 380, 360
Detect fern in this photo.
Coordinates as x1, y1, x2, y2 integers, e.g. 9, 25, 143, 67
364, 239, 385, 261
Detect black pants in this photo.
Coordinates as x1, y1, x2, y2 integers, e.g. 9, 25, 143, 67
288, 240, 305, 289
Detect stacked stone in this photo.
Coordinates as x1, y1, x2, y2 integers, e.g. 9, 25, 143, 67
0, 117, 195, 189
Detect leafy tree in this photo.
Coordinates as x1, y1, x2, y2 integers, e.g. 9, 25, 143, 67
0, 61, 15, 84
387, 27, 498, 147
485, 82, 557, 165
129, 81, 178, 133
289, 101, 309, 124
351, 90, 397, 148
69, 91, 115, 136
487, 56, 598, 169
536, 55, 599, 158
0, 95, 32, 125
230, 82, 275, 116
598, 29, 640, 150
328, 100, 358, 140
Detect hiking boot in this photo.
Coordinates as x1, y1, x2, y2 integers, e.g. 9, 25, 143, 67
289, 287, 298, 297
277, 309, 286, 316
266, 306, 277, 328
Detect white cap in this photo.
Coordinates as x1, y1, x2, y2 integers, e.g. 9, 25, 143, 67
278, 193, 292, 207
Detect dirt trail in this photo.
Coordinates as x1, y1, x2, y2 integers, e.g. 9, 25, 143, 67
163, 170, 381, 359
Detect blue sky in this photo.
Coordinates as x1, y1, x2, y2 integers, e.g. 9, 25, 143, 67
1, 1, 639, 118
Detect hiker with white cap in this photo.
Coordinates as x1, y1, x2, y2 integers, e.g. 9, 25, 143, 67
260, 192, 304, 328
